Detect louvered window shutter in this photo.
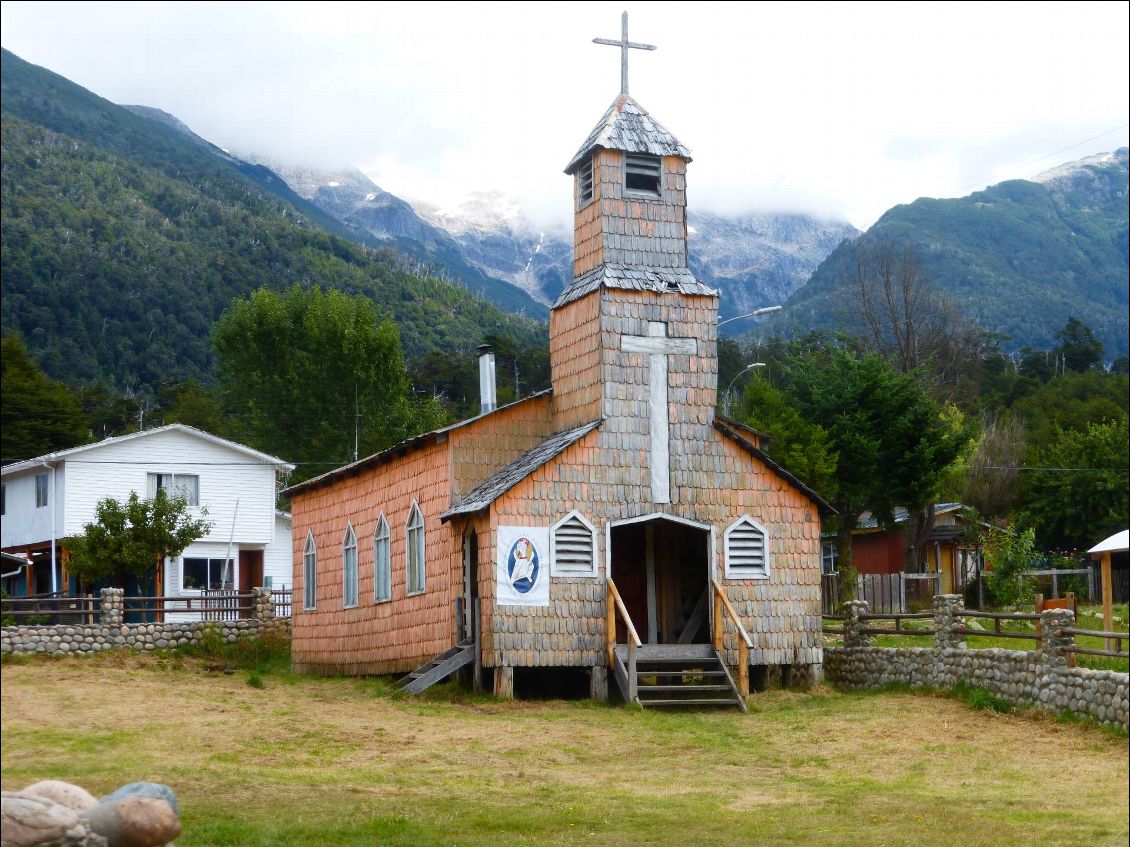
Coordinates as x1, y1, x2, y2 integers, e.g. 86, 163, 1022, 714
552, 512, 596, 576
725, 518, 770, 578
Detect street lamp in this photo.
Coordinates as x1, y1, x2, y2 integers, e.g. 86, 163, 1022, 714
723, 363, 766, 415
717, 305, 782, 327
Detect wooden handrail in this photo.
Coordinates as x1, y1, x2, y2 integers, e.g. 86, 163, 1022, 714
712, 579, 751, 698
606, 578, 642, 661
606, 578, 641, 703
712, 579, 753, 648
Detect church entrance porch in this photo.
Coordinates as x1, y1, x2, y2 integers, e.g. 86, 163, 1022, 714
609, 515, 710, 645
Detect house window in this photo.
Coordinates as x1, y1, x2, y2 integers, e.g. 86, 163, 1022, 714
374, 513, 391, 602
578, 156, 594, 206
147, 473, 199, 506
821, 542, 839, 574
724, 516, 770, 579
342, 523, 358, 609
303, 531, 317, 610
624, 153, 661, 196
551, 510, 598, 576
35, 474, 48, 508
406, 501, 425, 595
182, 557, 233, 591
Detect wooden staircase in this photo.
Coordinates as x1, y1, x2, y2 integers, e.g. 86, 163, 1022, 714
614, 643, 747, 711
395, 598, 480, 695
394, 638, 476, 694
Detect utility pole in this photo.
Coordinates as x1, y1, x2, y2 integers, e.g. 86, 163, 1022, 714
353, 383, 360, 463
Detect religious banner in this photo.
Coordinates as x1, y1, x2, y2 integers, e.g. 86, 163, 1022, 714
496, 526, 550, 607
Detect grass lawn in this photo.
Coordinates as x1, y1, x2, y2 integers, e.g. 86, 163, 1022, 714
2, 651, 1127, 847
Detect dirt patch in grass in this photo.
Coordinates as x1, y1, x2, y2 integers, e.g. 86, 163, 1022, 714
2, 653, 1127, 846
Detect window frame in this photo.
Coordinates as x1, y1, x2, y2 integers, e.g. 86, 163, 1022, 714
623, 152, 662, 198
373, 512, 391, 603
181, 556, 234, 592
821, 541, 839, 575
723, 515, 771, 580
146, 472, 200, 507
342, 522, 359, 609
34, 473, 49, 508
405, 500, 426, 596
550, 509, 599, 577
302, 530, 318, 610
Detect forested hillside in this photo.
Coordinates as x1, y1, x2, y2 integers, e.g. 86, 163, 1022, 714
0, 48, 546, 391
786, 149, 1129, 356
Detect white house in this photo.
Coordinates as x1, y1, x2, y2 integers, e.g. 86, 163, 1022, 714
0, 424, 294, 598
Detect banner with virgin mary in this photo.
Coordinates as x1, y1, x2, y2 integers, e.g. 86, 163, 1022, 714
496, 526, 550, 607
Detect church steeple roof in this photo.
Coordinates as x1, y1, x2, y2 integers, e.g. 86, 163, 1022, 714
563, 93, 692, 175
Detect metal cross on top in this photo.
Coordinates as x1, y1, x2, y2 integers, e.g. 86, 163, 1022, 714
593, 11, 656, 95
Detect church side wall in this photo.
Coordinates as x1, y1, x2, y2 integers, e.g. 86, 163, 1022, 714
290, 439, 459, 675
449, 394, 554, 499
549, 292, 604, 431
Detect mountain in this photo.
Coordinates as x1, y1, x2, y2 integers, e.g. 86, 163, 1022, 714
786, 148, 1129, 355
265, 167, 856, 316
686, 212, 859, 320
261, 165, 548, 319
0, 48, 546, 390
414, 194, 857, 315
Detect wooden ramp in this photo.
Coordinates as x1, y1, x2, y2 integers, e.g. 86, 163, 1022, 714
613, 644, 747, 711
394, 639, 475, 694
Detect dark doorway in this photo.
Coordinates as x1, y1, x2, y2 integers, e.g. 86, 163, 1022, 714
610, 518, 710, 644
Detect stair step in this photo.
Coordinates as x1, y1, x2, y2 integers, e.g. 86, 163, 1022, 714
641, 698, 741, 707
638, 684, 733, 693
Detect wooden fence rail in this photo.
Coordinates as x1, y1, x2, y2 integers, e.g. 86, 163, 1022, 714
1, 595, 99, 624
1057, 626, 1128, 659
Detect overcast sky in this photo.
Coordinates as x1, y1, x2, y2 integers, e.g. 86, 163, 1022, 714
2, 1, 1127, 230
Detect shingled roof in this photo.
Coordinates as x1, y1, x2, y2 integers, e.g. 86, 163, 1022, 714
553, 264, 717, 309
440, 420, 602, 522
564, 93, 691, 175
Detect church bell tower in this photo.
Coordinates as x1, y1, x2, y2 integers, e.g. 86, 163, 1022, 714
550, 14, 719, 506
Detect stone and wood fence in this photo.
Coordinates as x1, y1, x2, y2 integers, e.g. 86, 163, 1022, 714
1, 587, 288, 657
825, 594, 1128, 731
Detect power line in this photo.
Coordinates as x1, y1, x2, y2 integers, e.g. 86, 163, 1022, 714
971, 464, 1129, 473
957, 123, 1130, 194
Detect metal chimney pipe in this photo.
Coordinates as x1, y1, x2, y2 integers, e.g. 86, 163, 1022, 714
478, 343, 497, 415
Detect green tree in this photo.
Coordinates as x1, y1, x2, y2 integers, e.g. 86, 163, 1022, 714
1054, 317, 1104, 373
783, 345, 967, 601
213, 285, 444, 482
65, 490, 212, 587
1017, 415, 1129, 550
731, 374, 837, 495
982, 526, 1038, 610
1, 334, 89, 463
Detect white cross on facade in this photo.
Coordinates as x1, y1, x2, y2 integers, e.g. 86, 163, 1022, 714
593, 11, 657, 95
621, 321, 697, 503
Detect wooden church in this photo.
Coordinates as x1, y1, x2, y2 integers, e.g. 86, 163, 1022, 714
285, 17, 831, 708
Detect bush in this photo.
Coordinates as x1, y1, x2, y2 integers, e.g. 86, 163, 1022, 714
983, 526, 1038, 609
